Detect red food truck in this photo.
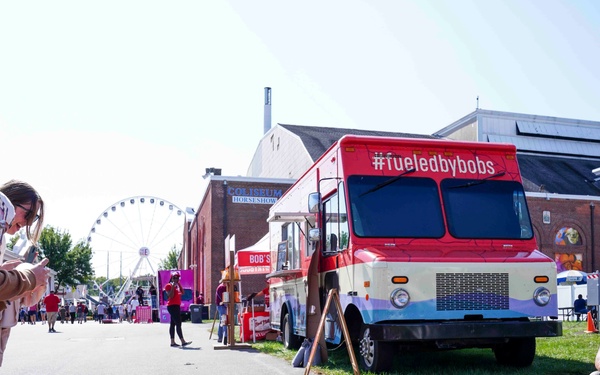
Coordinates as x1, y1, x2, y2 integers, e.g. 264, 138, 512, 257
266, 135, 562, 372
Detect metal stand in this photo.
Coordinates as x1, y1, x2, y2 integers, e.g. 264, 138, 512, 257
304, 288, 360, 375
214, 250, 252, 350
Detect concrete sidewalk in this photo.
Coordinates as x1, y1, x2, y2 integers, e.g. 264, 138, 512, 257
2, 319, 307, 375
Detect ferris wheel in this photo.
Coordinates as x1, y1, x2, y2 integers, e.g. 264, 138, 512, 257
86, 196, 188, 302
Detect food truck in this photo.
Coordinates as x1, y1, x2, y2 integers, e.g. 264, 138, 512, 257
157, 269, 193, 322
266, 135, 562, 372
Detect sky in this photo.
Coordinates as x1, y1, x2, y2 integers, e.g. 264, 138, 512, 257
1, 0, 599, 276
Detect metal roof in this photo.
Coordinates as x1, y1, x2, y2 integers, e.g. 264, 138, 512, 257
517, 121, 600, 141
278, 124, 437, 161
517, 154, 600, 196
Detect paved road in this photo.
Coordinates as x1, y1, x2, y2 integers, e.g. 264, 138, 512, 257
2, 319, 307, 375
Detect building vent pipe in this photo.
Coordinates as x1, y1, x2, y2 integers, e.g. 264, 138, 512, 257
264, 87, 272, 134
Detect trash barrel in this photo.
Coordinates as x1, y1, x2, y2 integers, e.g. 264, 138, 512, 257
201, 305, 208, 320
190, 304, 202, 323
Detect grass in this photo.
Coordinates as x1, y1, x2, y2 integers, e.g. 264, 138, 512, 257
246, 320, 600, 375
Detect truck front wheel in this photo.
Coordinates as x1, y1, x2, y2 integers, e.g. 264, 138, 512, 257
282, 313, 301, 350
493, 337, 536, 367
358, 326, 393, 373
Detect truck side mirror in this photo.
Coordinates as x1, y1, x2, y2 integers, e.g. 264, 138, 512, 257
308, 193, 321, 213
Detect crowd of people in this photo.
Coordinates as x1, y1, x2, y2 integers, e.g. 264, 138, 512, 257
15, 297, 147, 326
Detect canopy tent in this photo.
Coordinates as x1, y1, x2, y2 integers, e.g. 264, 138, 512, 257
235, 234, 270, 275
557, 270, 587, 285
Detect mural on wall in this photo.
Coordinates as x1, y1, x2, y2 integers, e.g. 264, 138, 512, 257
554, 227, 583, 272
555, 227, 582, 246
555, 253, 583, 272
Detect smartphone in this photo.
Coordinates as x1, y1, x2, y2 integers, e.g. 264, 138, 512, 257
23, 245, 38, 264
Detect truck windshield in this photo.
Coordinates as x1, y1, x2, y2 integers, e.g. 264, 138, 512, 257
441, 179, 533, 239
347, 175, 445, 238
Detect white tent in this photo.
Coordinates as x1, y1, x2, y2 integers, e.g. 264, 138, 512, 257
235, 234, 270, 275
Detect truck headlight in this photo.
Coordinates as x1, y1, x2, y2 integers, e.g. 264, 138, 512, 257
533, 287, 551, 306
390, 288, 410, 309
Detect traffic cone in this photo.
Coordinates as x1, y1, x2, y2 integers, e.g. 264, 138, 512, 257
585, 311, 598, 333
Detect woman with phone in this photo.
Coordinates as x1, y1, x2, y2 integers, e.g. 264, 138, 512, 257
0, 180, 49, 366
164, 271, 192, 347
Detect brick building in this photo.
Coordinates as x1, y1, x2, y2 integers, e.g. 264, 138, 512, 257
182, 175, 293, 312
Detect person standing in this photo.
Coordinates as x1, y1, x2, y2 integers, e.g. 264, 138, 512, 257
97, 303, 105, 323
129, 296, 139, 323
136, 285, 144, 306
69, 303, 76, 324
0, 180, 48, 368
117, 304, 124, 323
149, 283, 157, 307
215, 279, 227, 344
59, 305, 67, 324
149, 283, 158, 322
164, 271, 191, 347
246, 280, 270, 309
43, 291, 60, 333
0, 181, 49, 303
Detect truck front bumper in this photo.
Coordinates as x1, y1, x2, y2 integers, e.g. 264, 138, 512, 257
367, 319, 562, 342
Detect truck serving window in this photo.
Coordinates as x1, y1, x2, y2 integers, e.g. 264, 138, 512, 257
441, 179, 534, 239
347, 175, 444, 238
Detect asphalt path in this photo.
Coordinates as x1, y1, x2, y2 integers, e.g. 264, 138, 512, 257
2, 319, 307, 375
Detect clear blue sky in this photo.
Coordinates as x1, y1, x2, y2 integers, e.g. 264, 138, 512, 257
1, 1, 599, 271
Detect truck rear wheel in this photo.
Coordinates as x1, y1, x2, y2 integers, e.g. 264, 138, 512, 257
358, 326, 393, 373
282, 313, 301, 350
493, 337, 536, 367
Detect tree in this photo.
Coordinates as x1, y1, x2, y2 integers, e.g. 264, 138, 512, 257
38, 226, 94, 290
158, 245, 180, 270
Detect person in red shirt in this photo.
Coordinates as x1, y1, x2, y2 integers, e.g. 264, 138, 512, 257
43, 290, 60, 333
246, 280, 270, 308
164, 272, 191, 347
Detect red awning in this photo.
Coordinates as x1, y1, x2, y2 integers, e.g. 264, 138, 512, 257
235, 234, 270, 275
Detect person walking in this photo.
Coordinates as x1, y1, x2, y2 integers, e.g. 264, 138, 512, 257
59, 305, 67, 324
97, 303, 105, 323
69, 303, 76, 324
19, 307, 26, 325
27, 304, 37, 325
39, 302, 46, 325
164, 271, 191, 347
43, 291, 60, 333
76, 303, 84, 324
215, 279, 227, 344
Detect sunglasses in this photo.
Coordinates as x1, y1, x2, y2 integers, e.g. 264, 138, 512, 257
14, 204, 39, 223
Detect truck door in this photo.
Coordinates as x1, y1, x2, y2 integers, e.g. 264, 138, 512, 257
321, 183, 350, 343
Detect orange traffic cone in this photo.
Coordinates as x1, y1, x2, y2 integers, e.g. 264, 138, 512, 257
585, 311, 598, 333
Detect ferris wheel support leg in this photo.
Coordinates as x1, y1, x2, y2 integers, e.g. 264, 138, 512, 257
113, 257, 146, 305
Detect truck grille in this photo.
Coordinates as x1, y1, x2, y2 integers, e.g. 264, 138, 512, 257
436, 273, 509, 311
